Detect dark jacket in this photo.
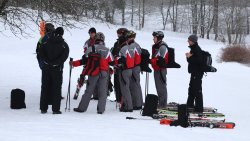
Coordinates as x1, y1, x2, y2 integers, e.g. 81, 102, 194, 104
187, 43, 203, 73
39, 33, 69, 68
111, 40, 121, 58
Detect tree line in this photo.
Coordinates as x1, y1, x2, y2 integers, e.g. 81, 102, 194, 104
0, 0, 249, 44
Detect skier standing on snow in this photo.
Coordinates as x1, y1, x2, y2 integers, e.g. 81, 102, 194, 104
114, 30, 135, 112
82, 27, 99, 100
39, 27, 69, 114
185, 35, 204, 112
111, 28, 129, 103
127, 30, 143, 110
151, 31, 169, 109
83, 27, 96, 53
36, 23, 55, 69
72, 32, 113, 114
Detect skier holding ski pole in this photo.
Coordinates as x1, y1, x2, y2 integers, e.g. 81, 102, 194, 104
70, 32, 113, 114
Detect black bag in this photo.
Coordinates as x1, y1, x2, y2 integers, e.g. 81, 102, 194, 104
166, 47, 181, 68
170, 104, 189, 128
201, 50, 217, 72
142, 94, 158, 117
159, 44, 181, 68
140, 48, 152, 72
11, 89, 26, 109
177, 104, 189, 127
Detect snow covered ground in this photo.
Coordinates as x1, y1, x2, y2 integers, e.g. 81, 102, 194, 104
0, 20, 250, 141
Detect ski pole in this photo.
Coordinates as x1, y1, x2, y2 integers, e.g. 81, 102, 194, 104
65, 57, 73, 112
126, 117, 157, 120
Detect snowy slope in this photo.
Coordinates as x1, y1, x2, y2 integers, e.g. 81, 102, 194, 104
0, 21, 250, 141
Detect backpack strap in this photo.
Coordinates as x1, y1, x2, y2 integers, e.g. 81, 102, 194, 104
92, 45, 96, 53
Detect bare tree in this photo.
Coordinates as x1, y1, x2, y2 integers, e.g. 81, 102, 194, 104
141, 0, 145, 28
160, 0, 171, 30
213, 0, 219, 40
205, 0, 214, 39
131, 0, 134, 26
169, 0, 179, 32
0, 0, 88, 36
200, 0, 205, 38
191, 0, 198, 34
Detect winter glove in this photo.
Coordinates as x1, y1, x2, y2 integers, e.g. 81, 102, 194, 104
156, 56, 167, 68
71, 60, 81, 67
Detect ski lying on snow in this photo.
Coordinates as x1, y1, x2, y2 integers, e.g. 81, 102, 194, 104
159, 118, 235, 129
162, 102, 217, 113
157, 110, 225, 118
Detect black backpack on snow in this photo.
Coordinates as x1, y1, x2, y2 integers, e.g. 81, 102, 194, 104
201, 50, 217, 72
170, 104, 189, 128
141, 94, 158, 117
11, 89, 26, 109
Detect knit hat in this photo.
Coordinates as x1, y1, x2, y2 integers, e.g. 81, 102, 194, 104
188, 34, 198, 43
88, 27, 96, 34
55, 27, 64, 36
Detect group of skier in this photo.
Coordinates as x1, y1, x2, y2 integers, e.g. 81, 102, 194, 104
36, 23, 204, 114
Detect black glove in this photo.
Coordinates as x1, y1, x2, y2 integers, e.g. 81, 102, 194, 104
157, 56, 167, 68
80, 55, 87, 65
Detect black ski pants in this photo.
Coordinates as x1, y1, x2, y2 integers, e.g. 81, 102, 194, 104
40, 65, 63, 112
114, 69, 122, 102
187, 72, 204, 112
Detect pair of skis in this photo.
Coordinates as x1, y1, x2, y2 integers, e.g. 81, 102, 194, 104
157, 110, 225, 118
161, 102, 218, 113
159, 118, 235, 129
126, 116, 235, 129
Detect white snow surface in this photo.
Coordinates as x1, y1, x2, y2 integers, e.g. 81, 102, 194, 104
0, 21, 250, 141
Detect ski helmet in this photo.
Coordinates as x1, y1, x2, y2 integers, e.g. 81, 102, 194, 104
152, 31, 164, 40
127, 30, 136, 39
95, 32, 105, 41
117, 28, 128, 36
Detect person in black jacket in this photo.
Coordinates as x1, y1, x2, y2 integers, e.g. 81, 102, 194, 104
110, 28, 128, 103
185, 34, 204, 112
39, 27, 69, 114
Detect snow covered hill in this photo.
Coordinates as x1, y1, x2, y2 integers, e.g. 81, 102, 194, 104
0, 21, 249, 141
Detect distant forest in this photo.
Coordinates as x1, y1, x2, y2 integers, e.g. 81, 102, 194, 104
0, 0, 249, 44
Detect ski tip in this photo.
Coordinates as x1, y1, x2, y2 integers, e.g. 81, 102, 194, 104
160, 119, 173, 125
226, 123, 235, 129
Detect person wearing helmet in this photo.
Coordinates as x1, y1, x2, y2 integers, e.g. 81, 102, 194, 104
127, 30, 143, 110
186, 34, 204, 112
113, 30, 135, 112
151, 31, 169, 109
111, 28, 129, 103
72, 32, 113, 114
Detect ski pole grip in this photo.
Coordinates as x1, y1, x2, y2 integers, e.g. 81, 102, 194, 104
70, 57, 73, 61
